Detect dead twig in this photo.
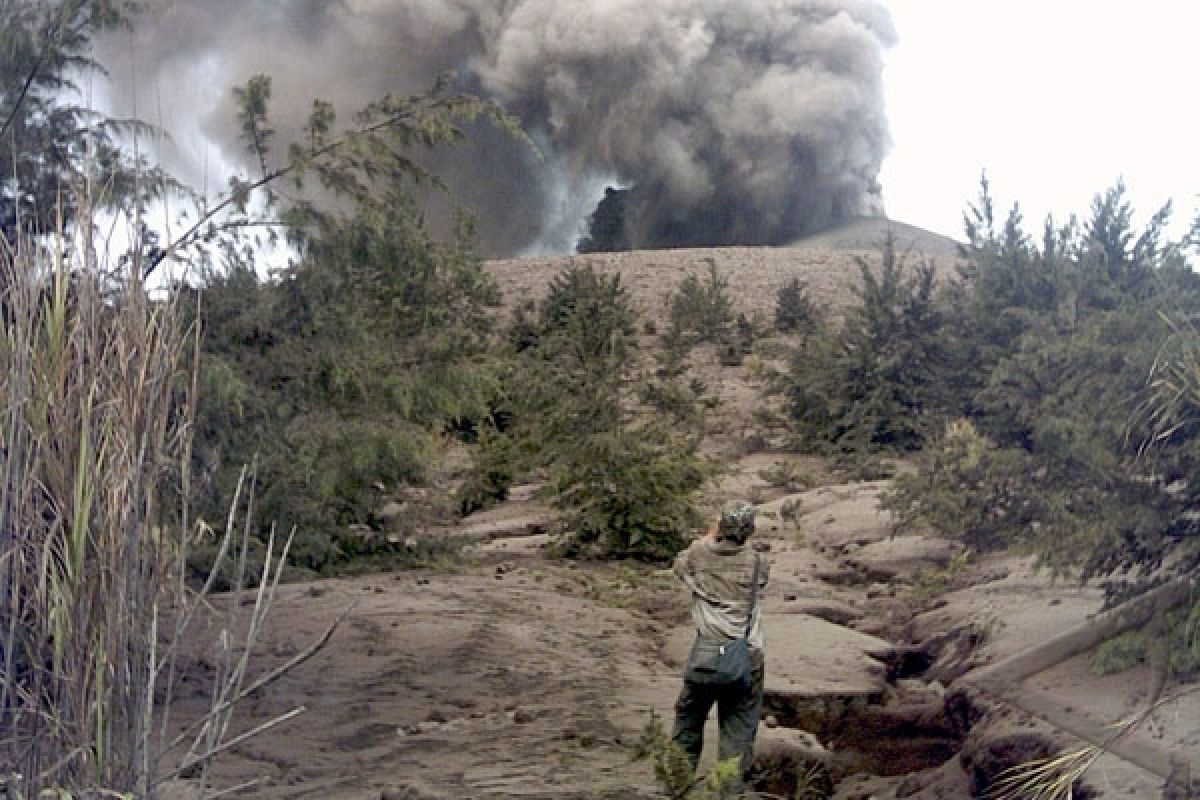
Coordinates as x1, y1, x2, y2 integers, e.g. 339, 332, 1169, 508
158, 602, 354, 761
164, 706, 307, 783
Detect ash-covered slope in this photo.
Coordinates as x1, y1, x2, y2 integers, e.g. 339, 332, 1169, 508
486, 219, 963, 324
791, 216, 962, 263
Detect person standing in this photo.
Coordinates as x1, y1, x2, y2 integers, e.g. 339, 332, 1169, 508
670, 500, 769, 788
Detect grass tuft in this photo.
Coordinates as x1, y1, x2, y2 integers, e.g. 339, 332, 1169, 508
0, 213, 340, 796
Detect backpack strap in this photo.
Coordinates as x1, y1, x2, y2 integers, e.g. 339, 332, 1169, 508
743, 552, 760, 641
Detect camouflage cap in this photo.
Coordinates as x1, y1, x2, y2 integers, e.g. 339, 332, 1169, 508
717, 500, 756, 539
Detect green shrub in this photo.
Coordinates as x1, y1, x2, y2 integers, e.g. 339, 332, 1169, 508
456, 424, 515, 516
1087, 604, 1200, 678
1169, 603, 1200, 678
757, 460, 816, 491
554, 422, 708, 561
498, 262, 706, 561
539, 262, 636, 360
508, 304, 541, 352
1091, 631, 1146, 675
782, 234, 949, 454
775, 276, 821, 335
639, 378, 702, 423
658, 320, 691, 377
734, 312, 757, 353
668, 257, 735, 346
633, 712, 745, 799
885, 419, 1043, 555
182, 71, 515, 580
190, 193, 498, 574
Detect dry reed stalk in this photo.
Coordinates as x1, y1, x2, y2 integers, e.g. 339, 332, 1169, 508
0, 205, 345, 798
987, 685, 1200, 800
0, 218, 181, 793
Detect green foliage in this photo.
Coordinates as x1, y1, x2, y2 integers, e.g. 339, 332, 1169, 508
0, 238, 187, 793
484, 262, 706, 560
1090, 631, 1146, 676
234, 74, 274, 176
191, 209, 496, 572
657, 257, 742, 372
668, 258, 736, 347
0, 1, 172, 254
889, 411, 1171, 578
640, 378, 705, 426
952, 179, 1059, 370
792, 762, 833, 800
187, 78, 509, 576
633, 713, 695, 798
1089, 604, 1200, 680
718, 313, 758, 366
785, 233, 949, 454
553, 422, 707, 560
507, 302, 541, 352
539, 262, 636, 363
1137, 314, 1200, 566
633, 713, 744, 799
0, 221, 284, 798
971, 310, 1175, 574
149, 70, 526, 277
658, 317, 692, 378
775, 276, 821, 335
887, 420, 1042, 554
909, 551, 977, 609
884, 178, 1200, 579
455, 423, 515, 516
535, 268, 705, 559
513, 264, 635, 457
1171, 604, 1200, 681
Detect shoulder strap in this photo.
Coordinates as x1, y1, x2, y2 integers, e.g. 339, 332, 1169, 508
743, 552, 760, 640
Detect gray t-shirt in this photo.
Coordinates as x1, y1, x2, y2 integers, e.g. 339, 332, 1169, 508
673, 538, 769, 650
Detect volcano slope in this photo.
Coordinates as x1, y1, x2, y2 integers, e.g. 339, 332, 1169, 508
167, 226, 1197, 799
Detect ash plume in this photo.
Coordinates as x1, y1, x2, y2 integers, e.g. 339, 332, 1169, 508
100, 0, 895, 256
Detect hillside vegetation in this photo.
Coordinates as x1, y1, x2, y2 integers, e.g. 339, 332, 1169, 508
2, 2, 1199, 796
195, 177, 1200, 590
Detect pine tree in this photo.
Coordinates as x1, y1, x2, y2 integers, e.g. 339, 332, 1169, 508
0, 1, 167, 246
786, 232, 949, 453
893, 182, 1200, 578
497, 263, 707, 560
187, 75, 513, 573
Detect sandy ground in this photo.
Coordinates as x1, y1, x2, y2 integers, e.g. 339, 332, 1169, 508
170, 456, 1198, 799
167, 234, 1197, 798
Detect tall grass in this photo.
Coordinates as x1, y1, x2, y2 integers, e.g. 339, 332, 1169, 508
0, 215, 315, 797
0, 216, 184, 792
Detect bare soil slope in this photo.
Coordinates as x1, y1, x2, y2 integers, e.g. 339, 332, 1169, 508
171, 238, 1196, 800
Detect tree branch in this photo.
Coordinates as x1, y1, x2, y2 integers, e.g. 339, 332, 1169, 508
0, 52, 45, 141
1, 5, 77, 142
157, 602, 355, 763
141, 96, 469, 279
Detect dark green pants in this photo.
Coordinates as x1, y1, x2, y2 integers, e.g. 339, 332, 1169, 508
671, 643, 765, 783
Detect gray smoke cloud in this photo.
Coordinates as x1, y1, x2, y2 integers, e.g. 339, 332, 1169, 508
99, 0, 895, 256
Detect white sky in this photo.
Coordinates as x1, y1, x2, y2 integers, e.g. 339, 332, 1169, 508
879, 1, 1200, 242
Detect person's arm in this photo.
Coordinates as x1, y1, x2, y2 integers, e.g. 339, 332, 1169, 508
673, 542, 693, 584
675, 519, 716, 587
